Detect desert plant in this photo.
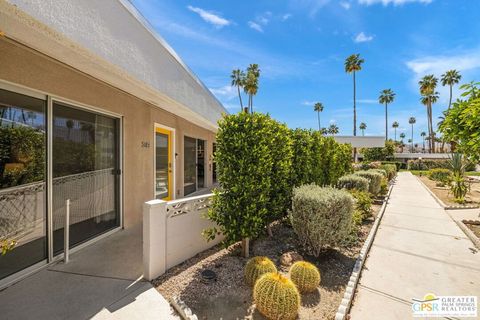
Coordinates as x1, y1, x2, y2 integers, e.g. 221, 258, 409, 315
450, 173, 469, 203
354, 170, 383, 195
290, 185, 354, 256
245, 256, 277, 286
349, 190, 373, 220
289, 261, 321, 293
380, 177, 388, 195
379, 164, 397, 181
428, 168, 452, 186
370, 168, 388, 179
337, 174, 369, 192
253, 272, 300, 320
382, 161, 406, 170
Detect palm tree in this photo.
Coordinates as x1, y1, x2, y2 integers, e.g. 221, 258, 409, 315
420, 131, 426, 152
378, 89, 395, 140
441, 69, 461, 110
328, 124, 339, 136
359, 122, 367, 136
419, 75, 439, 153
408, 117, 416, 153
231, 69, 245, 112
392, 121, 399, 141
345, 54, 364, 162
244, 64, 260, 113
314, 102, 324, 131
400, 133, 406, 153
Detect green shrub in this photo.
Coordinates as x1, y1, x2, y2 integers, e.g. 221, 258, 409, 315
382, 161, 406, 170
354, 171, 383, 195
361, 141, 395, 161
289, 261, 321, 293
380, 164, 397, 181
428, 168, 452, 186
245, 256, 277, 286
291, 129, 352, 187
380, 177, 388, 195
290, 185, 354, 256
253, 273, 300, 320
370, 168, 388, 179
337, 174, 369, 192
450, 173, 470, 203
408, 159, 475, 171
205, 113, 288, 249
349, 190, 373, 220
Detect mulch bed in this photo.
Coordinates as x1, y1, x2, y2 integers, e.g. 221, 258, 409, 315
154, 203, 382, 320
464, 221, 480, 238
418, 176, 480, 207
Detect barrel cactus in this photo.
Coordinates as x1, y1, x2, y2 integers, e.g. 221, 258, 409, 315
289, 261, 321, 293
245, 256, 277, 286
253, 272, 300, 320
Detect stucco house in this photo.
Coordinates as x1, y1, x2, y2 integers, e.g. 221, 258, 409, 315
0, 0, 226, 288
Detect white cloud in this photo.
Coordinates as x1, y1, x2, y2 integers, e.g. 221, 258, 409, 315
210, 85, 238, 101
282, 13, 292, 21
358, 0, 432, 5
248, 21, 264, 32
340, 2, 351, 9
302, 100, 317, 106
357, 99, 378, 104
354, 32, 374, 43
187, 5, 231, 28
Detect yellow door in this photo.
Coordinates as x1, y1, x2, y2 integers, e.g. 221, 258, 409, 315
155, 127, 173, 200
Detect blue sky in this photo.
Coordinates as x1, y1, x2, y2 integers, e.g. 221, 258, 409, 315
131, 0, 480, 143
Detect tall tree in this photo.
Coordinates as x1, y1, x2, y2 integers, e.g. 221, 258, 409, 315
345, 54, 364, 161
359, 122, 367, 136
408, 117, 416, 153
392, 121, 399, 141
419, 75, 439, 153
441, 69, 461, 110
244, 64, 260, 113
314, 102, 324, 131
230, 69, 245, 112
400, 133, 406, 153
378, 89, 396, 140
420, 131, 426, 152
328, 124, 339, 136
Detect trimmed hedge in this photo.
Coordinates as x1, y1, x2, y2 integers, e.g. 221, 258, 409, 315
290, 185, 354, 256
381, 161, 406, 170
354, 170, 383, 195
291, 129, 352, 187
380, 164, 397, 181
428, 168, 452, 185
337, 174, 370, 192
408, 159, 475, 171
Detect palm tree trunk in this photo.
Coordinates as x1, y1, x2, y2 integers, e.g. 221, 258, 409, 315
394, 128, 397, 141
353, 71, 357, 162
429, 103, 435, 153
317, 111, 320, 131
237, 86, 243, 111
448, 85, 452, 110
385, 103, 388, 141
411, 124, 414, 153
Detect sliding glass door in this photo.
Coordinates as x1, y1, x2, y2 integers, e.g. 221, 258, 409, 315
0, 89, 47, 279
52, 102, 120, 254
184, 136, 197, 196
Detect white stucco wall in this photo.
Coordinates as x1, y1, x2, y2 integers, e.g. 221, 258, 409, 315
334, 136, 385, 148
4, 0, 226, 129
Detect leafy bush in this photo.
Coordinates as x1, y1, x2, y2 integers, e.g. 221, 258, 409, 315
291, 129, 352, 187
289, 261, 321, 293
354, 170, 383, 195
370, 168, 387, 178
380, 177, 389, 195
290, 185, 354, 256
349, 190, 373, 220
380, 164, 397, 181
337, 174, 369, 192
361, 140, 395, 161
408, 159, 475, 171
245, 256, 277, 286
206, 113, 289, 249
382, 161, 406, 170
254, 273, 300, 320
450, 173, 470, 203
428, 168, 452, 186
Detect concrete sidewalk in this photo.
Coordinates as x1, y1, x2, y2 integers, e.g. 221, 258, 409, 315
349, 172, 480, 319
0, 224, 179, 320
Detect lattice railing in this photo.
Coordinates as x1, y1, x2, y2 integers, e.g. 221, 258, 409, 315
165, 194, 213, 219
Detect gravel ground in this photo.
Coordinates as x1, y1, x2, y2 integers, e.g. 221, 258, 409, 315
154, 204, 381, 320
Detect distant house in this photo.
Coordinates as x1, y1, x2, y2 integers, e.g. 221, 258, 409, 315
0, 0, 226, 287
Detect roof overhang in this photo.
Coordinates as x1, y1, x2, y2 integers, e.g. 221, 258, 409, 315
334, 136, 385, 148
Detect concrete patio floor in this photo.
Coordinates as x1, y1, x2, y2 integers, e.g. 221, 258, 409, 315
350, 172, 480, 319
0, 224, 178, 320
